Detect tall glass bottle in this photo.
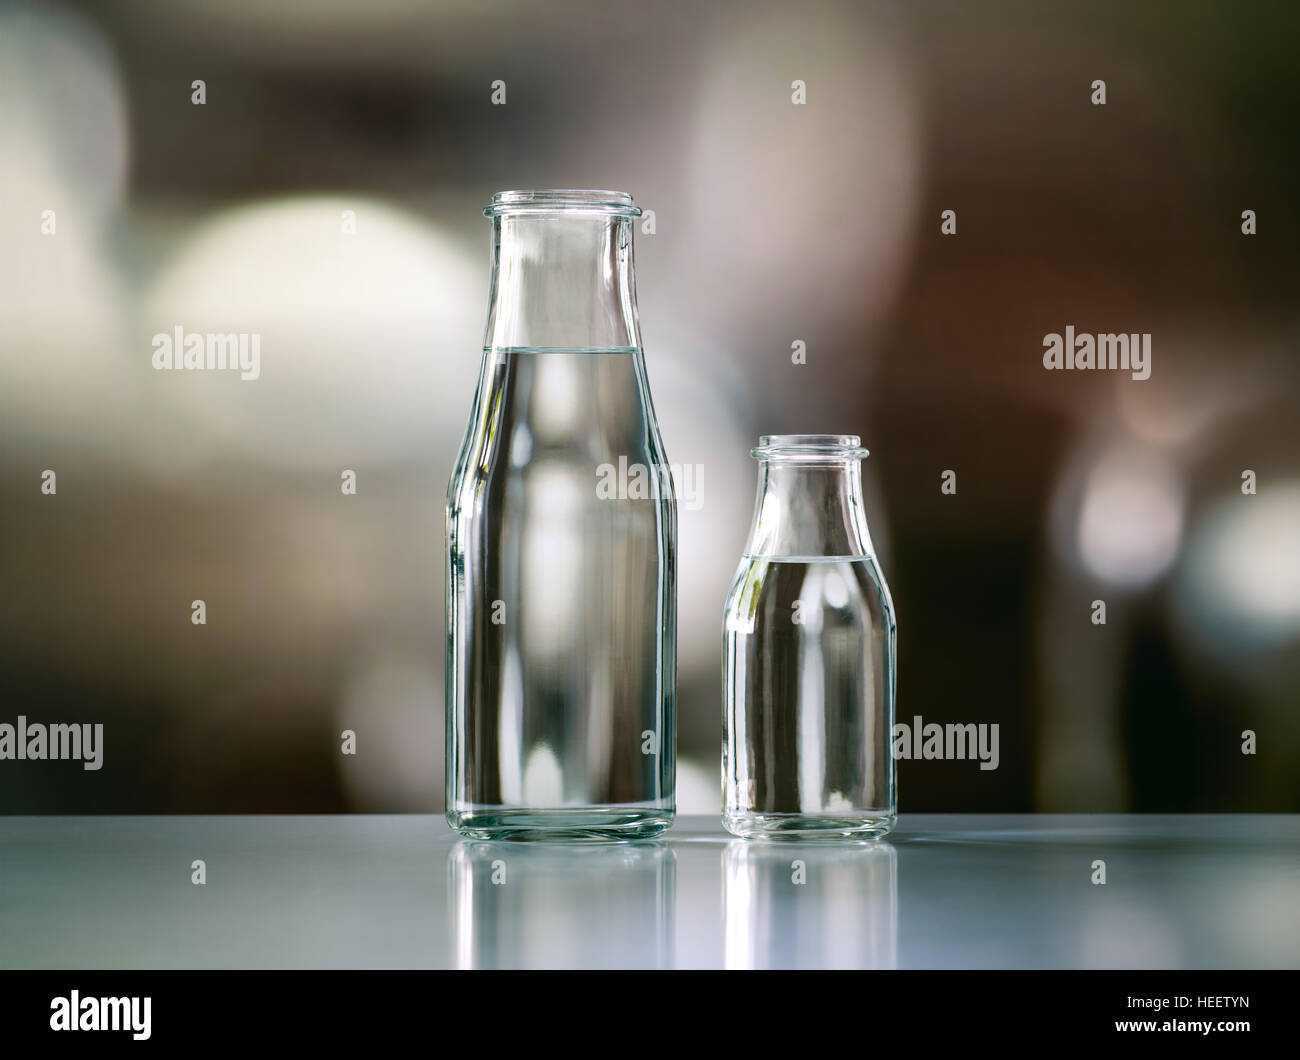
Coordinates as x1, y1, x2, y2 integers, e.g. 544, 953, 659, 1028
723, 435, 896, 839
446, 190, 676, 840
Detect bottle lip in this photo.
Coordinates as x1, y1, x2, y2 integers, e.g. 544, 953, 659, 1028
484, 189, 642, 217
753, 434, 870, 461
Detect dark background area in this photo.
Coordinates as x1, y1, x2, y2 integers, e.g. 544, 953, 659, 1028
1, 0, 1297, 813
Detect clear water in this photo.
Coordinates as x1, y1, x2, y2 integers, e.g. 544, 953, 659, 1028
446, 348, 675, 840
723, 555, 895, 838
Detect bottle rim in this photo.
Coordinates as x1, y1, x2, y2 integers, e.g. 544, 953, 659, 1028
752, 434, 870, 461
484, 189, 642, 217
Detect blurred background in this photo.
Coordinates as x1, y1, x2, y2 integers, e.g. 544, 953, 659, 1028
1, 0, 1297, 813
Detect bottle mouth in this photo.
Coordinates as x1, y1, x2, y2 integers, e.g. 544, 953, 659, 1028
485, 189, 642, 218
752, 434, 870, 461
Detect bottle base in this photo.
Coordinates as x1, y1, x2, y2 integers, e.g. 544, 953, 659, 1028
723, 811, 895, 841
447, 806, 675, 842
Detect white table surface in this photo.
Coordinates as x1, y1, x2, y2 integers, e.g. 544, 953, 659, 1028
1, 814, 1295, 969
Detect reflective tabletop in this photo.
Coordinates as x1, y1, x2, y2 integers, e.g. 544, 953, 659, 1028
1, 815, 1295, 969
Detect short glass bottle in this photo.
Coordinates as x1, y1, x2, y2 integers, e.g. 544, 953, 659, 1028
722, 435, 896, 840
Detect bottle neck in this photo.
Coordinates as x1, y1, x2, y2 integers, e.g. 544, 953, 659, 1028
484, 212, 641, 351
745, 460, 876, 559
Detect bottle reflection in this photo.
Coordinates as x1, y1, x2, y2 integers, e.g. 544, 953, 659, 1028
723, 840, 897, 969
448, 841, 675, 969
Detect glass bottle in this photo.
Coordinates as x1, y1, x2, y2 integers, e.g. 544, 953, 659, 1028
446, 190, 676, 840
722, 435, 896, 839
